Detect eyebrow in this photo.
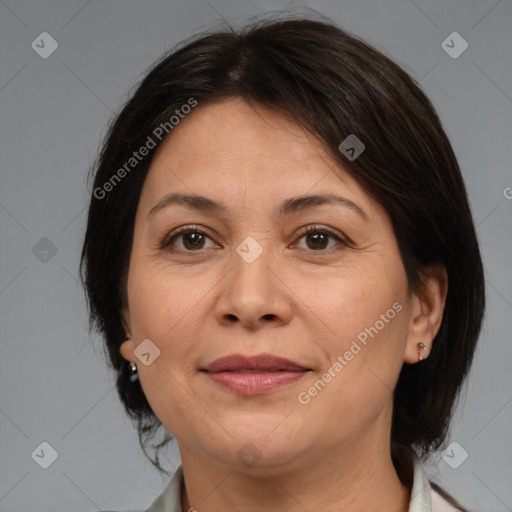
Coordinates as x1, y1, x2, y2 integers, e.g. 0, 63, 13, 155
147, 192, 371, 223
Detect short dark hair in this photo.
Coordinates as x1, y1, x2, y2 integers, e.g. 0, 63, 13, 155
79, 14, 485, 501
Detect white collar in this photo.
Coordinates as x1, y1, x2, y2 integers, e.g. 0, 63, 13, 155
146, 450, 458, 512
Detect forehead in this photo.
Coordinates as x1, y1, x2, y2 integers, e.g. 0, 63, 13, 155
138, 98, 376, 220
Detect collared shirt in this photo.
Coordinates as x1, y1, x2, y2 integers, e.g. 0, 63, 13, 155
144, 450, 460, 512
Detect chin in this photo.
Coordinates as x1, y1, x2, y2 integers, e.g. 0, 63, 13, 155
228, 430, 305, 469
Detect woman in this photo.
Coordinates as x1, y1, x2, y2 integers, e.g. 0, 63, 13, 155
80, 16, 485, 512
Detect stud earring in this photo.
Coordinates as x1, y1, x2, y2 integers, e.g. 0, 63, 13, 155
128, 361, 138, 382
417, 342, 428, 362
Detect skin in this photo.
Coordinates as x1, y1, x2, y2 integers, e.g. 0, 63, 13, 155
120, 97, 448, 512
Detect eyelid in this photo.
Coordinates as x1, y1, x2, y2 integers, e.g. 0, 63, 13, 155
159, 224, 214, 249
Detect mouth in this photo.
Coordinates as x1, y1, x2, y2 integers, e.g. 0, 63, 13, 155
200, 353, 311, 395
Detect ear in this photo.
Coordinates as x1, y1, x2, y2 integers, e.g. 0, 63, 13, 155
403, 263, 448, 364
120, 338, 135, 362
120, 308, 134, 362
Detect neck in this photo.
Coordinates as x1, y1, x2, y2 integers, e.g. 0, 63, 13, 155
179, 435, 411, 512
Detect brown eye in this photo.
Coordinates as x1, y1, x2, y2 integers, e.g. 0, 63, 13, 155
294, 226, 348, 252
161, 227, 216, 252
180, 231, 206, 250
305, 231, 329, 250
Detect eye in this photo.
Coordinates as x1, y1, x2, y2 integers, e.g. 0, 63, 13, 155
160, 226, 218, 252
160, 225, 348, 253
292, 225, 348, 252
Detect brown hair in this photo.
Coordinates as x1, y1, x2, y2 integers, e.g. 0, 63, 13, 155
80, 15, 484, 507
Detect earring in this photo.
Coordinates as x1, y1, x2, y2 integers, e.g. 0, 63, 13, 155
128, 361, 139, 382
417, 342, 428, 362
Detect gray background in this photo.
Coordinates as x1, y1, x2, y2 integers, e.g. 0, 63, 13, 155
0, 0, 511, 511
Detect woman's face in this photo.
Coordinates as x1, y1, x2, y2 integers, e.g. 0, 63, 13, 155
120, 97, 431, 470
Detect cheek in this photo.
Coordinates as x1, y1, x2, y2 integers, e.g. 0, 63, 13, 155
296, 308, 407, 443
126, 266, 206, 431
302, 261, 409, 399
308, 263, 406, 348
127, 261, 205, 340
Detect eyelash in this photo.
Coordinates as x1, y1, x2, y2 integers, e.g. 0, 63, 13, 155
159, 225, 349, 254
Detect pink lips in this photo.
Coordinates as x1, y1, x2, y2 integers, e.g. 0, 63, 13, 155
201, 353, 310, 395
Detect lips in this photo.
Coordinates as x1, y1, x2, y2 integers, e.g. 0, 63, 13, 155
201, 353, 310, 373
201, 354, 311, 395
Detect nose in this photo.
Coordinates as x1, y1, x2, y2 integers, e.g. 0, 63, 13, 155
213, 238, 293, 330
